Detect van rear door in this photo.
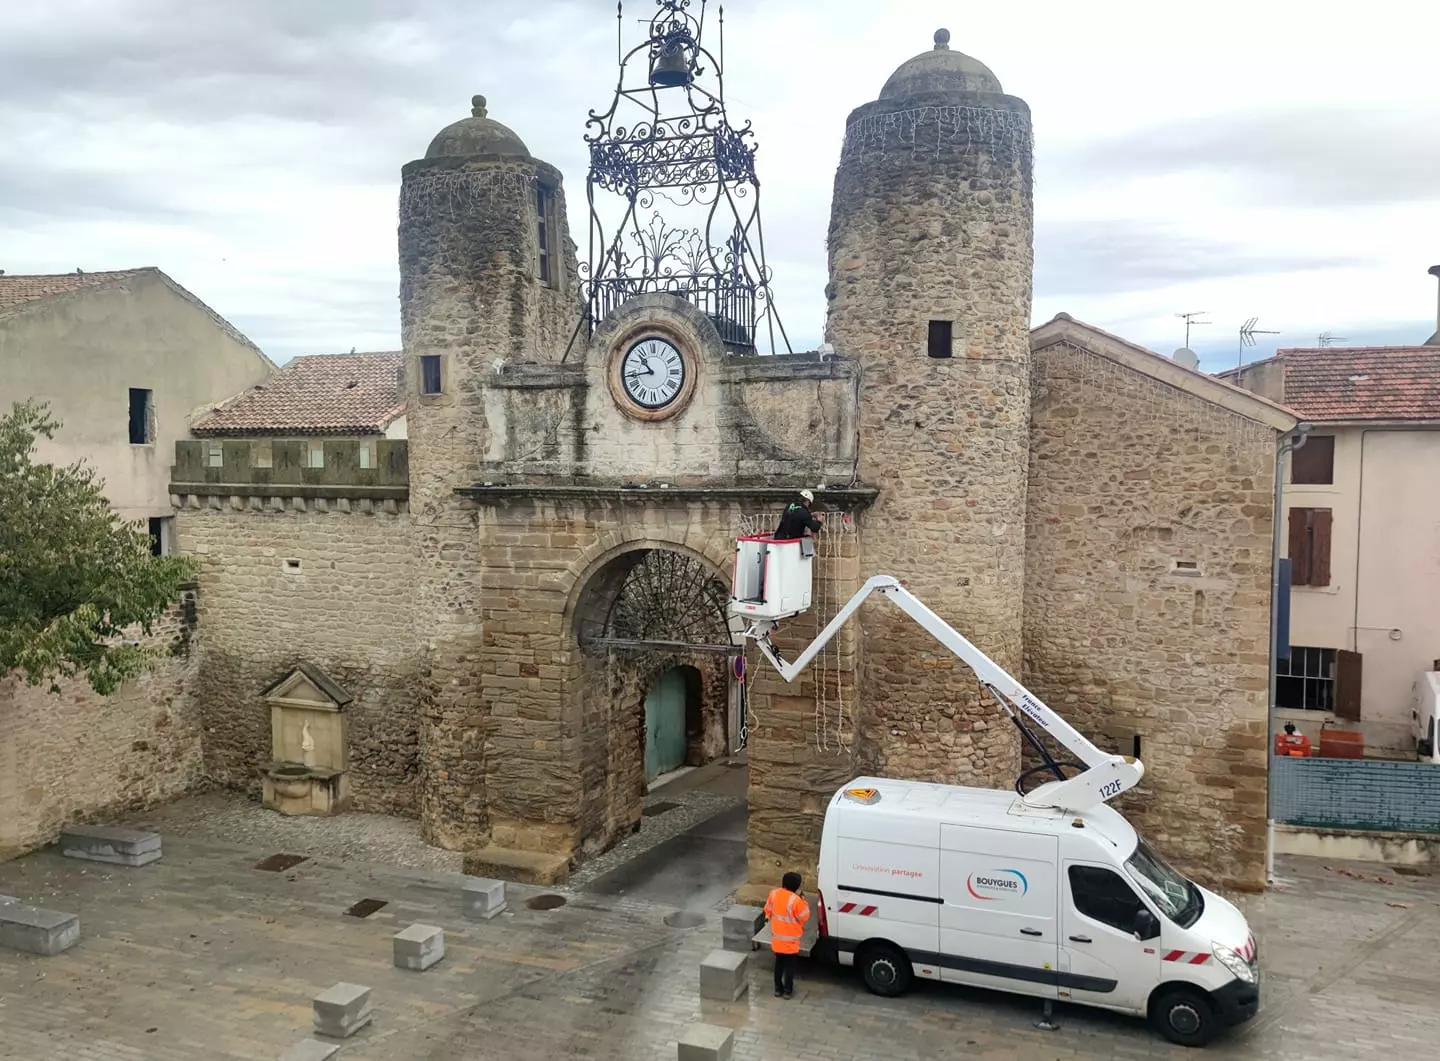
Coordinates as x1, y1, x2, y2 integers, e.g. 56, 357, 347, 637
938, 825, 1059, 1000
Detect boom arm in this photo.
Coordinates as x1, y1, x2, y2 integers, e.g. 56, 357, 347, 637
735, 575, 1144, 812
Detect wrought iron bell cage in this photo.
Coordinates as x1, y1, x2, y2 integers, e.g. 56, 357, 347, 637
565, 0, 792, 359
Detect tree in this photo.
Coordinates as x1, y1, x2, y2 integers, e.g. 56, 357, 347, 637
0, 400, 198, 695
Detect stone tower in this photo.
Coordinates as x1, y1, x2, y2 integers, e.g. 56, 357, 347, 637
825, 31, 1035, 787
398, 95, 578, 848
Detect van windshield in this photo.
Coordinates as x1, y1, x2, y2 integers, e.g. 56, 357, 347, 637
1124, 837, 1203, 929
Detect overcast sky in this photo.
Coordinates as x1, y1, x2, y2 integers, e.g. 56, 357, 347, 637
4, 0, 1438, 371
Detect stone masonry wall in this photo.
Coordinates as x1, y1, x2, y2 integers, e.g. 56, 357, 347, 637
744, 514, 862, 893
471, 497, 741, 862
0, 597, 202, 859
178, 504, 422, 816
399, 152, 579, 849
825, 91, 1035, 793
1024, 342, 1276, 891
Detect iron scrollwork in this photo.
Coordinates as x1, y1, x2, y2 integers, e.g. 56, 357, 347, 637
566, 0, 791, 358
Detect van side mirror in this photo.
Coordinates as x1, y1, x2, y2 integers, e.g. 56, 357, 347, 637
1132, 908, 1160, 941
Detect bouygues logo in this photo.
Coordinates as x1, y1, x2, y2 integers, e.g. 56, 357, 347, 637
966, 869, 1029, 901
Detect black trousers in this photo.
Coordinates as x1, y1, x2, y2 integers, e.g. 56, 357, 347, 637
773, 951, 797, 995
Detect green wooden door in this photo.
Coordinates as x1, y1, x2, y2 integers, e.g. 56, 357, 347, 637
644, 668, 688, 782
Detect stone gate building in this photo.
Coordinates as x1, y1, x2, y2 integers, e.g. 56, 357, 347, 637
168, 14, 1296, 892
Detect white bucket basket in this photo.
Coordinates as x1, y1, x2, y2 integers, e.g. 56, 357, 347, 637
729, 536, 814, 621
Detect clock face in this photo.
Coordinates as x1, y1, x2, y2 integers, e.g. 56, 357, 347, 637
621, 337, 687, 409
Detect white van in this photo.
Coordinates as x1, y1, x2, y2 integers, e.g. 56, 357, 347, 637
812, 777, 1260, 1047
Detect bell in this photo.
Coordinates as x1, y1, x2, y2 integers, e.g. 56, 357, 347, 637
649, 40, 693, 87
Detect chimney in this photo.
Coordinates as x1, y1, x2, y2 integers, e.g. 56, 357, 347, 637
1427, 265, 1440, 346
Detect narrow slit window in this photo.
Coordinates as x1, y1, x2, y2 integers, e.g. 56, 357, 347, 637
420, 355, 443, 395
927, 320, 953, 359
307, 441, 325, 469
253, 440, 273, 469
128, 388, 154, 444
358, 442, 374, 470
206, 442, 224, 468
538, 184, 552, 285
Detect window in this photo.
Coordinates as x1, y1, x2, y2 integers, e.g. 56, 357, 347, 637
1124, 837, 1202, 928
420, 355, 443, 396
1292, 435, 1335, 484
927, 320, 953, 359
128, 388, 154, 444
1068, 865, 1151, 934
147, 516, 173, 557
358, 441, 374, 470
1288, 507, 1332, 586
1276, 646, 1336, 710
536, 185, 555, 286
253, 440, 273, 469
206, 442, 224, 468
307, 441, 325, 469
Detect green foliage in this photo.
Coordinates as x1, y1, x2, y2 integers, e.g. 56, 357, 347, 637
0, 400, 198, 696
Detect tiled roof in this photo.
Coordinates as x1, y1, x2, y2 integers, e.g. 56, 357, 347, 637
192, 352, 405, 436
0, 269, 149, 312
0, 266, 267, 358
1226, 347, 1440, 422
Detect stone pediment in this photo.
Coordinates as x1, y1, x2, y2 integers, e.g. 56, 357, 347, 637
261, 663, 353, 713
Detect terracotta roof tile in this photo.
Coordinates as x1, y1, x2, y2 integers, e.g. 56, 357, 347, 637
0, 269, 150, 312
1228, 347, 1440, 422
193, 352, 405, 436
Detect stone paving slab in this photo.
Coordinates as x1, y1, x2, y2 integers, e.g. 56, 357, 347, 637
0, 829, 1436, 1061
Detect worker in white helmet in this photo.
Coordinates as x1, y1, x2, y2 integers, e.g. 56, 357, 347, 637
774, 489, 824, 540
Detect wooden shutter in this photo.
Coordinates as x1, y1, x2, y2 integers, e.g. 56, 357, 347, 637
1288, 508, 1310, 586
1292, 435, 1335, 484
1311, 509, 1333, 587
1335, 649, 1362, 720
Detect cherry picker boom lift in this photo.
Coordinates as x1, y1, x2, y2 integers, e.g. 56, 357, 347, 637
729, 544, 1144, 811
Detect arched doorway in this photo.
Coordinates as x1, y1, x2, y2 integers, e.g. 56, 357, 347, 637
568, 546, 739, 851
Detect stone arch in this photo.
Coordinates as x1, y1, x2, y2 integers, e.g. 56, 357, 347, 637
571, 546, 735, 656
561, 532, 737, 640
565, 539, 738, 858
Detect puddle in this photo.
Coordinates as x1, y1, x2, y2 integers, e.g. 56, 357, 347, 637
254, 854, 309, 872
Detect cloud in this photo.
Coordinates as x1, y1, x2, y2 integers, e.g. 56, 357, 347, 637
2, 1, 1434, 364
1034, 219, 1359, 299
1060, 105, 1440, 209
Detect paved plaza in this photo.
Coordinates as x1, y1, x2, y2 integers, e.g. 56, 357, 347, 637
0, 791, 1435, 1061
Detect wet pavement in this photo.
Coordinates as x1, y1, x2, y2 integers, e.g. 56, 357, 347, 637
584, 803, 748, 910
0, 780, 1436, 1060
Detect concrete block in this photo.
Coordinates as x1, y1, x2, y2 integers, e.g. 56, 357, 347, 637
278, 1040, 340, 1061
678, 1022, 734, 1061
0, 899, 80, 956
312, 982, 373, 1038
59, 824, 162, 867
392, 923, 445, 971
461, 876, 507, 920
698, 948, 748, 1002
721, 905, 764, 951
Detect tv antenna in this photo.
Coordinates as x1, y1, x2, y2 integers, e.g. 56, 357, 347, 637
1317, 332, 1347, 348
1176, 311, 1210, 348
1237, 317, 1280, 368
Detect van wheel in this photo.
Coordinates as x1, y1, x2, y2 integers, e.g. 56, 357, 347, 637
858, 942, 912, 998
1151, 986, 1218, 1047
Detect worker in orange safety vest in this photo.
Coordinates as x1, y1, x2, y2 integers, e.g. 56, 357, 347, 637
764, 871, 811, 998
